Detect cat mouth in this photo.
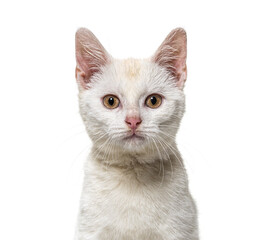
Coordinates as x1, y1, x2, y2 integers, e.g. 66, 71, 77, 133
123, 133, 144, 141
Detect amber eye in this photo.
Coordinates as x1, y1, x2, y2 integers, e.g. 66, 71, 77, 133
103, 95, 120, 109
145, 94, 162, 108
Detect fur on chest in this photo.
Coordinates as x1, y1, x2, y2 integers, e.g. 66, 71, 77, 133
79, 160, 191, 238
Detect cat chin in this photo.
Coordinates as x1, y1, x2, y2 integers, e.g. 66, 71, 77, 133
122, 136, 146, 148
123, 134, 145, 141
112, 135, 149, 153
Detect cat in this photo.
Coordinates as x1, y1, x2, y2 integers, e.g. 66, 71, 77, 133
75, 27, 199, 240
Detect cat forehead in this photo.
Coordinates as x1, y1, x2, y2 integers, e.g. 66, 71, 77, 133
123, 58, 142, 80
93, 58, 174, 101
112, 58, 145, 82
99, 58, 155, 89
109, 58, 166, 85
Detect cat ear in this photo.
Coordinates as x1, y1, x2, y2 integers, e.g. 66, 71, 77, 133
75, 28, 110, 89
152, 28, 187, 89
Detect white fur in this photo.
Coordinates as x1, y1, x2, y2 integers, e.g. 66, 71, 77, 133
75, 29, 198, 240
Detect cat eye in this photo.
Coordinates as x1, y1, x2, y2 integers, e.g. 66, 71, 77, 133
145, 94, 162, 109
103, 95, 120, 109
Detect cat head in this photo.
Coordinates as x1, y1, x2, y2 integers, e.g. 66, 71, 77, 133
75, 28, 187, 160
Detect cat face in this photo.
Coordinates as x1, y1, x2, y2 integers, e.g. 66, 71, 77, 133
75, 28, 187, 155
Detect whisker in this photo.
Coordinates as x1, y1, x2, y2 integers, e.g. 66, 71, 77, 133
92, 132, 108, 143
158, 125, 180, 129
103, 138, 114, 170
157, 135, 183, 168
70, 143, 91, 168
156, 137, 173, 180
150, 136, 165, 187
157, 130, 176, 140
92, 136, 112, 160
58, 130, 86, 149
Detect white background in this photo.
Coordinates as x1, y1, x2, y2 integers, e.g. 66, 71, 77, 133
0, 0, 271, 239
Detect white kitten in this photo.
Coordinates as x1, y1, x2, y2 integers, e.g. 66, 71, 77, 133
75, 28, 198, 240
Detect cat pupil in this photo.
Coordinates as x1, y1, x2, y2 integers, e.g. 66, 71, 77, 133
151, 96, 157, 105
108, 97, 114, 105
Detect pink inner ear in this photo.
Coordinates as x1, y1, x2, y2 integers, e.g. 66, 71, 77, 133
75, 54, 91, 89
175, 58, 187, 88
75, 28, 110, 89
75, 66, 89, 89
76, 53, 100, 78
152, 28, 187, 88
76, 55, 88, 76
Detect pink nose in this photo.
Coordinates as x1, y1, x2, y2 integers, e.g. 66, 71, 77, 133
125, 116, 142, 131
